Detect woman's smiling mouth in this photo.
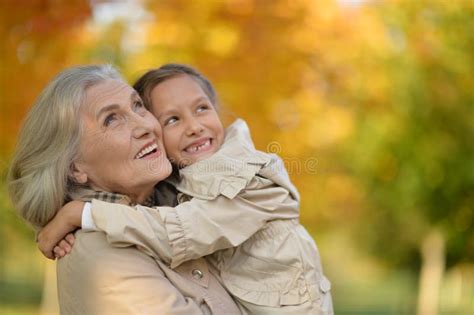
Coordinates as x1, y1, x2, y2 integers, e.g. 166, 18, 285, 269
135, 142, 159, 159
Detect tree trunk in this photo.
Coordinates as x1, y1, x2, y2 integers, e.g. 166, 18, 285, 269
416, 228, 445, 315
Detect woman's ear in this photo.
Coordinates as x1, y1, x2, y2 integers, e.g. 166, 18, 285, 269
71, 162, 88, 184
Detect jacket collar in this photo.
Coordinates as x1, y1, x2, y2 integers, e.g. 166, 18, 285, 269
168, 119, 271, 200
70, 187, 157, 207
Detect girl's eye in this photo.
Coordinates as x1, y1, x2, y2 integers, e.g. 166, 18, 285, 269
104, 113, 117, 127
164, 116, 178, 126
197, 104, 209, 112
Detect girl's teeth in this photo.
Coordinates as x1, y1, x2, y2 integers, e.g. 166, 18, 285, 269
187, 140, 210, 153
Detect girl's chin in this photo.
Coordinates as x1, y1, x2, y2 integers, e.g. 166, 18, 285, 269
178, 151, 217, 167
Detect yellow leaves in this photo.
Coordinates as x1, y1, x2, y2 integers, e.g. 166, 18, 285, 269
225, 0, 255, 16
2, 0, 468, 226
203, 25, 240, 57
269, 100, 301, 131
146, 22, 192, 48
281, 88, 354, 150
287, 24, 318, 55
308, 105, 354, 149
324, 173, 365, 219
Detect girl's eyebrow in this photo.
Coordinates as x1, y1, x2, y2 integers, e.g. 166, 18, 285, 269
156, 95, 210, 120
192, 96, 210, 105
156, 108, 176, 121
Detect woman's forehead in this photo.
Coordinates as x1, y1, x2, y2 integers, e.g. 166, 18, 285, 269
83, 79, 133, 111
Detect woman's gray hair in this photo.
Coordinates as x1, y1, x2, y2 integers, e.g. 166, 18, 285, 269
8, 64, 123, 229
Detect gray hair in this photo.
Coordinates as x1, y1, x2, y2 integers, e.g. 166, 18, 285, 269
8, 64, 123, 229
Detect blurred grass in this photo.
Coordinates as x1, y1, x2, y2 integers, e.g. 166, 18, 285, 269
0, 306, 39, 315
1, 273, 472, 315
0, 280, 42, 305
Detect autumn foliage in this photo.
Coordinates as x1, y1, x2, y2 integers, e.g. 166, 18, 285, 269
1, 0, 473, 312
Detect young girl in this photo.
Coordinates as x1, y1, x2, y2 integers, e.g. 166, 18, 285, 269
39, 64, 333, 314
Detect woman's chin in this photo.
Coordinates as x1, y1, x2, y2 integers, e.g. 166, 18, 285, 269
143, 155, 172, 181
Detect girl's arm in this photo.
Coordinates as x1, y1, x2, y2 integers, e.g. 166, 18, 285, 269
37, 199, 175, 265
40, 162, 298, 266
37, 200, 84, 259
90, 175, 298, 268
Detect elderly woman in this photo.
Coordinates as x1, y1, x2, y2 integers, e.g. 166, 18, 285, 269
8, 65, 241, 314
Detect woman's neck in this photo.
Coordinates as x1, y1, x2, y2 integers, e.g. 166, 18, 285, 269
129, 186, 155, 204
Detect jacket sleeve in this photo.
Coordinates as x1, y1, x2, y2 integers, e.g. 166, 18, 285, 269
57, 231, 204, 315
89, 199, 174, 265
89, 175, 299, 268
162, 175, 299, 268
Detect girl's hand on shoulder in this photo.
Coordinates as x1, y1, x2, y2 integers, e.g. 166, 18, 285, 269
37, 201, 85, 259
52, 233, 76, 259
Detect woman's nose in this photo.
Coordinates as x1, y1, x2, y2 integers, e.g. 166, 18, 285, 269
131, 114, 155, 139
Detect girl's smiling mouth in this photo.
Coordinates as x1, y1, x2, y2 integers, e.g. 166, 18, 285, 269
183, 138, 214, 154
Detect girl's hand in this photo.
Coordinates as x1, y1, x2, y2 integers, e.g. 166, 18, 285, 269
52, 233, 76, 259
37, 201, 84, 259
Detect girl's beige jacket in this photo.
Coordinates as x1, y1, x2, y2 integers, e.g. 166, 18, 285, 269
81, 119, 333, 314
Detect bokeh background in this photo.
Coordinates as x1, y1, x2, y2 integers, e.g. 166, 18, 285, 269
0, 0, 473, 314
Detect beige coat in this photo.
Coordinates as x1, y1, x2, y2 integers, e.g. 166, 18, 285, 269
57, 230, 241, 314
87, 119, 333, 314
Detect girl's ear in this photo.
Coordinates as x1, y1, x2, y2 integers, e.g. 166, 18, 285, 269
71, 162, 88, 184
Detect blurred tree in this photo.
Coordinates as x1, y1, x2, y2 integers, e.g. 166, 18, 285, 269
344, 0, 474, 313
1, 0, 472, 312
122, 0, 381, 232
121, 0, 472, 312
0, 0, 92, 230
0, 0, 91, 152
0, 0, 91, 308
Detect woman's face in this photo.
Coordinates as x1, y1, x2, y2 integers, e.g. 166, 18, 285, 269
73, 79, 172, 202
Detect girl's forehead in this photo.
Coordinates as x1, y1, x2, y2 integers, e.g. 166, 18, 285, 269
151, 76, 208, 106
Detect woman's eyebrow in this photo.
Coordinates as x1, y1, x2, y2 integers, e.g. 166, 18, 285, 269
131, 90, 140, 100
96, 91, 139, 120
96, 104, 120, 120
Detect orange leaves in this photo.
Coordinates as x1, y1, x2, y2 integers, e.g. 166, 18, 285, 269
0, 0, 91, 154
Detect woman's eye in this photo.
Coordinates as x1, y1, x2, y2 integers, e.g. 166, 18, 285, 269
104, 113, 117, 126
165, 116, 178, 126
134, 100, 146, 112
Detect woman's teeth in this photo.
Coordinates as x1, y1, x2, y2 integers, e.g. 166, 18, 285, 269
185, 139, 211, 153
135, 143, 158, 159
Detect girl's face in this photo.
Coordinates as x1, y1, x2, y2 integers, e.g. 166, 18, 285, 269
149, 74, 224, 168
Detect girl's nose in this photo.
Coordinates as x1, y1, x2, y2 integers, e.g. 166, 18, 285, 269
185, 118, 204, 136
